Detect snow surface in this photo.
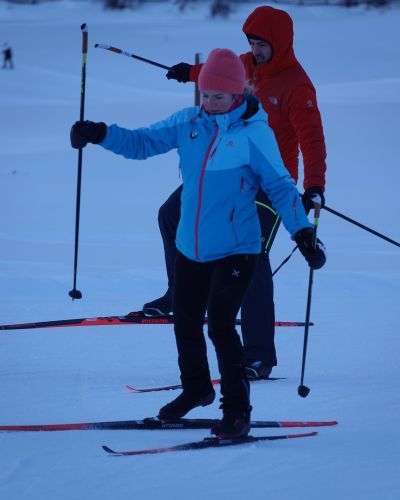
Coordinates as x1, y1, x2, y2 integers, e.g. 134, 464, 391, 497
1, 1, 400, 499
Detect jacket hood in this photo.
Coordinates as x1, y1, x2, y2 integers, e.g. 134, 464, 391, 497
242, 6, 296, 75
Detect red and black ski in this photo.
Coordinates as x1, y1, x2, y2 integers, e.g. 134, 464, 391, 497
0, 310, 313, 332
103, 431, 319, 456
0, 417, 337, 432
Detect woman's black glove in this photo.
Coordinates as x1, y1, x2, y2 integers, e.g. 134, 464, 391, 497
70, 120, 107, 149
302, 186, 325, 214
166, 63, 193, 83
294, 227, 326, 270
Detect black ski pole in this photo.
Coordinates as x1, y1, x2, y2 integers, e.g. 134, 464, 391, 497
69, 23, 88, 301
298, 202, 321, 398
323, 205, 400, 248
94, 44, 171, 71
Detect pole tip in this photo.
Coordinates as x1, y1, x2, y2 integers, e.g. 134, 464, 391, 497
69, 289, 83, 300
297, 385, 310, 398
81, 23, 87, 31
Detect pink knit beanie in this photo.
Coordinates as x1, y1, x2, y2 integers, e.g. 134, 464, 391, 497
198, 48, 245, 94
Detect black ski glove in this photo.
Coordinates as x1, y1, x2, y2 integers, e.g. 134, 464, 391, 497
302, 186, 325, 214
294, 227, 327, 270
166, 62, 193, 83
70, 120, 107, 149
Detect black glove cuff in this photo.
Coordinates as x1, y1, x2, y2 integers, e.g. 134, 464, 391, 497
92, 122, 107, 144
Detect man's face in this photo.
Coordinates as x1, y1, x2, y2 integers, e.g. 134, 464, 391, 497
201, 90, 237, 115
248, 38, 273, 65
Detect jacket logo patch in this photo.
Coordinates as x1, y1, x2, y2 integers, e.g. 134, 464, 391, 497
269, 97, 278, 105
190, 130, 199, 139
307, 99, 314, 108
232, 269, 240, 278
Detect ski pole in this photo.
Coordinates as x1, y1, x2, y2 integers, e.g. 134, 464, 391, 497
69, 23, 88, 301
323, 205, 400, 248
94, 44, 172, 71
298, 202, 321, 398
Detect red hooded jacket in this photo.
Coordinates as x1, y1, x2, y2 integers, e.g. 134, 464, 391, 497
191, 6, 326, 190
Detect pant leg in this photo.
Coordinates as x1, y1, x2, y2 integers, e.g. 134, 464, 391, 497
241, 189, 281, 366
172, 251, 214, 395
207, 254, 257, 412
158, 185, 182, 291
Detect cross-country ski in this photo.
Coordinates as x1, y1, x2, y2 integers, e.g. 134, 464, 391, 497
126, 376, 287, 393
102, 431, 318, 456
0, 311, 312, 332
0, 417, 337, 432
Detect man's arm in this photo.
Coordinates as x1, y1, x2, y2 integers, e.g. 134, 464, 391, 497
287, 85, 327, 191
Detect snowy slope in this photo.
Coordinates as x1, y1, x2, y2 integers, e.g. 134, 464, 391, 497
0, 2, 400, 499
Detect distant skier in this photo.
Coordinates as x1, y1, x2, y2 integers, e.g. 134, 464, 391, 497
2, 43, 14, 69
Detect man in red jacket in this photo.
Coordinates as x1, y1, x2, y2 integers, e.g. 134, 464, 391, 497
143, 5, 327, 380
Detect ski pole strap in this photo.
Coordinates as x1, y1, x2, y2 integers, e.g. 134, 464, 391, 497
272, 245, 297, 277
323, 205, 400, 248
95, 44, 171, 71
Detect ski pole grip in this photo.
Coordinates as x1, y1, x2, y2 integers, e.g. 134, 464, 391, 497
81, 23, 88, 54
313, 202, 321, 227
311, 202, 321, 250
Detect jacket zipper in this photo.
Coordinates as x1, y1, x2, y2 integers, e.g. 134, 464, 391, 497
195, 126, 219, 261
230, 207, 239, 246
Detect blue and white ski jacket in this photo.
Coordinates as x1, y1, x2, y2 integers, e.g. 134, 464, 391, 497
100, 97, 311, 262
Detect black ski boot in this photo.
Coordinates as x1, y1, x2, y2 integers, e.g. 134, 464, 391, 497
143, 290, 173, 317
158, 390, 216, 420
245, 360, 272, 380
211, 408, 251, 438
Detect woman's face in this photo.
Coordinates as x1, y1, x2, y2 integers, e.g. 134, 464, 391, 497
201, 90, 238, 114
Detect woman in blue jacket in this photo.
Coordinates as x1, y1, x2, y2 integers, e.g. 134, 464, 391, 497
71, 48, 326, 437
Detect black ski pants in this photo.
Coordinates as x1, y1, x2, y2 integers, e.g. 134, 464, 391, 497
158, 185, 281, 367
173, 251, 257, 412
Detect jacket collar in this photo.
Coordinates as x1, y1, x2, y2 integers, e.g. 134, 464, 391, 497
201, 100, 248, 131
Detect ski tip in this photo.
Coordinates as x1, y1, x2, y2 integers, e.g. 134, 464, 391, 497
279, 420, 338, 428
288, 431, 318, 439
102, 445, 118, 455
125, 385, 140, 393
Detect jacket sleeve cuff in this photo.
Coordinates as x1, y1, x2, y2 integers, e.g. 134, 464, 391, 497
190, 63, 202, 83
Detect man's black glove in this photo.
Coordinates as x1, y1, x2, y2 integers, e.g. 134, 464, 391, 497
166, 63, 193, 83
70, 120, 107, 149
294, 227, 326, 270
302, 186, 325, 214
